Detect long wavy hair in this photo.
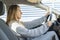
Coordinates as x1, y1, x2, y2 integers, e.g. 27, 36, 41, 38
6, 5, 20, 25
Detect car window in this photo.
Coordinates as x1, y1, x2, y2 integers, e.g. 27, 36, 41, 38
18, 4, 46, 22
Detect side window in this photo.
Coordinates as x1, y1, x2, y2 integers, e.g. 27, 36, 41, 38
18, 4, 46, 22
18, 4, 57, 22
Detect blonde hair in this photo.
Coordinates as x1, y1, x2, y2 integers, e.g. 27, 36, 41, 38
6, 5, 20, 25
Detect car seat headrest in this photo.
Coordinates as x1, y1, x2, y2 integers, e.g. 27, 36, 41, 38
0, 1, 5, 16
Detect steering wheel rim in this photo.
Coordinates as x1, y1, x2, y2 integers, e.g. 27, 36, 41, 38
45, 14, 52, 22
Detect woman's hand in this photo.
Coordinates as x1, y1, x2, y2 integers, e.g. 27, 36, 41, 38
45, 7, 51, 16
47, 21, 52, 27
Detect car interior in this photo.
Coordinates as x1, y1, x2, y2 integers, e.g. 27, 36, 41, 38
0, 0, 60, 40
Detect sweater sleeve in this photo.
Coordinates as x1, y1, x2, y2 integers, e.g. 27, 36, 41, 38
23, 16, 47, 29
15, 23, 49, 38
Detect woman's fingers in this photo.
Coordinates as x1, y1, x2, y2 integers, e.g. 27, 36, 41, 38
45, 7, 51, 16
47, 21, 52, 27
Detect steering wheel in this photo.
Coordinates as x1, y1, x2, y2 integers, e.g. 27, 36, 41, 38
45, 14, 52, 22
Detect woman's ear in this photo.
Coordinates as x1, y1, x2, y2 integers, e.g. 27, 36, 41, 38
14, 12, 17, 20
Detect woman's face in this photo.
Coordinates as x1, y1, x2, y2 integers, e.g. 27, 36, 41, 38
16, 7, 22, 20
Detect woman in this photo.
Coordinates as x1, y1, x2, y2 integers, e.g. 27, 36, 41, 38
6, 5, 59, 40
